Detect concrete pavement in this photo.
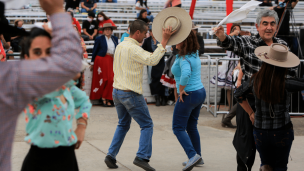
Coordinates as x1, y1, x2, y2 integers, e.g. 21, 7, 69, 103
12, 105, 304, 171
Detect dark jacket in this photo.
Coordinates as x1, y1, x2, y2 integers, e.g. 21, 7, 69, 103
91, 35, 118, 62
197, 34, 204, 56
142, 36, 153, 53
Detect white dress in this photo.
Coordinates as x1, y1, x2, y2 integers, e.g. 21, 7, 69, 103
210, 51, 239, 89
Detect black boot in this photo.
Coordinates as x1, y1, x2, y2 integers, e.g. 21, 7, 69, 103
104, 155, 118, 168
155, 96, 160, 106
133, 156, 155, 171
161, 96, 167, 106
222, 104, 237, 128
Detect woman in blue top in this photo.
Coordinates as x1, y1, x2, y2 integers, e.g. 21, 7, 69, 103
90, 23, 118, 107
19, 28, 92, 171
171, 31, 206, 170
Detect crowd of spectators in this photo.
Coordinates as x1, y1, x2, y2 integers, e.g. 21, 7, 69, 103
2, 0, 299, 108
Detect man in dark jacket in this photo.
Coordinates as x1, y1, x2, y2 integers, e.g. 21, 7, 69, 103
192, 23, 204, 56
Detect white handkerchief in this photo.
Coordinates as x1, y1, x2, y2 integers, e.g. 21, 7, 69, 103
0, 0, 30, 9
209, 0, 262, 35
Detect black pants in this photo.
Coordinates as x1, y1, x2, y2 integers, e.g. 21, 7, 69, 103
65, 0, 81, 10
234, 100, 256, 171
21, 145, 79, 171
237, 152, 255, 171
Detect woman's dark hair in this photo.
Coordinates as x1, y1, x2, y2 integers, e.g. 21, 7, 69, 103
230, 23, 241, 34
20, 28, 52, 59
178, 31, 200, 57
138, 0, 147, 7
97, 11, 110, 21
137, 9, 149, 23
252, 62, 287, 104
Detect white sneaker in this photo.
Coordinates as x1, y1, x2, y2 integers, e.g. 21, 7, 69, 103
182, 154, 203, 171
182, 158, 204, 166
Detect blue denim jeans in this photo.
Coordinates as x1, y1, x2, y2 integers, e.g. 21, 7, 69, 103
80, 8, 96, 14
253, 127, 294, 171
107, 89, 154, 160
173, 88, 206, 159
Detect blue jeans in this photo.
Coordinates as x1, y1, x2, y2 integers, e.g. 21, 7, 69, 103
253, 127, 294, 171
80, 8, 96, 14
107, 89, 154, 160
173, 88, 206, 159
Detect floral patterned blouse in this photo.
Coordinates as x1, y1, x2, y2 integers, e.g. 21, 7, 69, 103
23, 80, 92, 148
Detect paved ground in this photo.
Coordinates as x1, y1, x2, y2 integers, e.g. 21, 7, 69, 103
12, 105, 304, 171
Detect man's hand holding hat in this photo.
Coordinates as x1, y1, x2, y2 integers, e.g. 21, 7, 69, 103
161, 26, 176, 49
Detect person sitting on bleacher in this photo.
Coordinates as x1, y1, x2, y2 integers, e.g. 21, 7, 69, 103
137, 9, 150, 24
136, 0, 154, 22
11, 19, 25, 52
97, 11, 116, 35
82, 11, 98, 40
65, 0, 81, 11
81, 0, 97, 14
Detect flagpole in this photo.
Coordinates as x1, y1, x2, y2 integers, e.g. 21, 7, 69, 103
189, 0, 197, 19
226, 0, 233, 34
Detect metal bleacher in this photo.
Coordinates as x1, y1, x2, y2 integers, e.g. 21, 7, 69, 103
4, 0, 304, 50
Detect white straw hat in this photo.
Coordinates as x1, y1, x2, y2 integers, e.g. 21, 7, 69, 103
152, 7, 192, 45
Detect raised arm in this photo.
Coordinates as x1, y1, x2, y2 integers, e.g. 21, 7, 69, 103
131, 26, 174, 66
132, 44, 165, 66
214, 26, 248, 57
17, 6, 82, 109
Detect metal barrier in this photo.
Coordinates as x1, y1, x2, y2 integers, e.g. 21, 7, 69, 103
210, 57, 304, 117
208, 57, 239, 117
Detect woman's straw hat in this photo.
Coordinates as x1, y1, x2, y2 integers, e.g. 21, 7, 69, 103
99, 23, 117, 31
152, 7, 192, 45
254, 43, 300, 68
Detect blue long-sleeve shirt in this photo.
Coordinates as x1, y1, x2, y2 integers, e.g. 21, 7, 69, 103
171, 52, 204, 92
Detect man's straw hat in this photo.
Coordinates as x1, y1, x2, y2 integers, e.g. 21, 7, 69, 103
152, 7, 192, 45
254, 43, 300, 68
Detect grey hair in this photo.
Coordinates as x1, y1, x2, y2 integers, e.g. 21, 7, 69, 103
256, 9, 279, 26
